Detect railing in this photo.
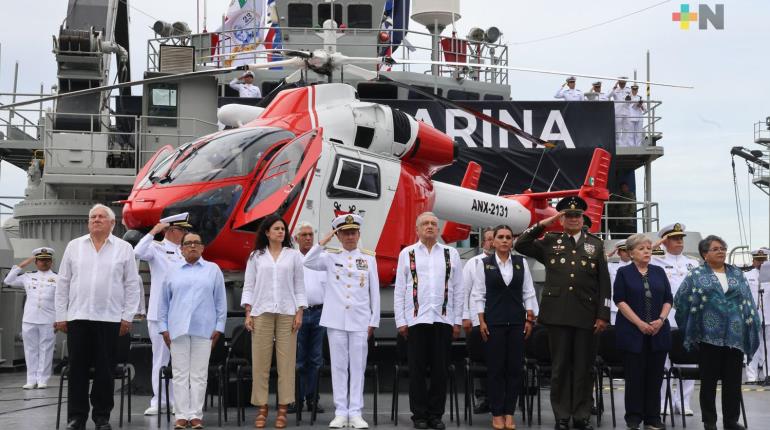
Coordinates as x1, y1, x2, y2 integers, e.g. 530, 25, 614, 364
607, 99, 664, 148
146, 26, 510, 85
41, 111, 217, 176
601, 200, 660, 239
754, 120, 770, 146
0, 92, 55, 141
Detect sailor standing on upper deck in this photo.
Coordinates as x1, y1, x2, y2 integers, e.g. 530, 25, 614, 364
229, 71, 262, 98
3, 247, 58, 389
554, 76, 585, 101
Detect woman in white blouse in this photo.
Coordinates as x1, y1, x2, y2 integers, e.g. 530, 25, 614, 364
241, 214, 307, 429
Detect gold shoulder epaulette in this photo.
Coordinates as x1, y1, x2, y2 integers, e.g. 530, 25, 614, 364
360, 248, 376, 257
324, 246, 342, 254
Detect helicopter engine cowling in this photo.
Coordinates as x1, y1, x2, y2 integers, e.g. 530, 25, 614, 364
218, 104, 265, 127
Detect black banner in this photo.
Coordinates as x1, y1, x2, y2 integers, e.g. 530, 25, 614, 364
377, 100, 616, 195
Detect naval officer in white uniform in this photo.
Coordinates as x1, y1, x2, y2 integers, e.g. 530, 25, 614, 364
4, 247, 58, 389
585, 81, 609, 101
133, 212, 191, 415
626, 85, 646, 146
554, 76, 585, 101
303, 214, 380, 429
651, 222, 699, 416
607, 240, 632, 324
745, 248, 769, 383
229, 71, 262, 98
608, 77, 632, 147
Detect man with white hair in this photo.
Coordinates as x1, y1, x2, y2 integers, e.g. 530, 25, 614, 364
55, 204, 142, 430
394, 212, 464, 430
290, 222, 328, 415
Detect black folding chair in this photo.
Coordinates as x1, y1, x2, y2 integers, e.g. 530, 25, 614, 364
595, 326, 625, 428
56, 334, 133, 428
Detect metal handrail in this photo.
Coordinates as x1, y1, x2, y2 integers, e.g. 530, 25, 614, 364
601, 200, 660, 238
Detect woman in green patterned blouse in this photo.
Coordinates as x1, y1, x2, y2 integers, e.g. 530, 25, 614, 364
673, 235, 760, 430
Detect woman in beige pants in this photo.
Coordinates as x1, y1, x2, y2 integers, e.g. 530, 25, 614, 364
241, 215, 307, 428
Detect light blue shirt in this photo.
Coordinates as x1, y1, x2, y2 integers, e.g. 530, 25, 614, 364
158, 257, 227, 340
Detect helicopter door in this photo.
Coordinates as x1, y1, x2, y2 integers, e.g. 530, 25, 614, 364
232, 128, 324, 232
133, 144, 174, 189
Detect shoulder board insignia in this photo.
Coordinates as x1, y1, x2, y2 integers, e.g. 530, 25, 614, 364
360, 248, 376, 256
30, 270, 38, 273
166, 251, 175, 254
324, 247, 342, 254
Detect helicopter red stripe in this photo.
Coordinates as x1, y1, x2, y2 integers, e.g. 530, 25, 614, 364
288, 166, 316, 232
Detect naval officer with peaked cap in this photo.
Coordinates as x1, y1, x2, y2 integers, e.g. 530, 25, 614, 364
651, 222, 699, 416
133, 212, 191, 415
303, 214, 380, 429
554, 76, 585, 101
515, 196, 611, 430
4, 247, 58, 389
744, 248, 769, 383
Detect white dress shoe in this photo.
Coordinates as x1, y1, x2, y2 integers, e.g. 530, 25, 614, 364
22, 383, 35, 389
683, 408, 694, 416
144, 406, 159, 415
36, 383, 48, 389
329, 416, 348, 428
349, 416, 369, 429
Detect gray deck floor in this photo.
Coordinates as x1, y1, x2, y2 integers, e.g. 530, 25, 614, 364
0, 371, 768, 429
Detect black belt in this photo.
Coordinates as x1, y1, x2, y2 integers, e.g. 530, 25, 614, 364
307, 304, 323, 310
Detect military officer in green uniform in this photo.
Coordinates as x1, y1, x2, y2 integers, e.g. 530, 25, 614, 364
515, 196, 611, 430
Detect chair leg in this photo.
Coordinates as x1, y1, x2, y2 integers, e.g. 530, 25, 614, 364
311, 367, 321, 425
127, 368, 132, 423
454, 375, 460, 428
448, 373, 454, 423
236, 371, 242, 427
157, 368, 163, 428
373, 365, 379, 426
467, 370, 474, 426
218, 369, 223, 427
56, 369, 66, 429
740, 391, 747, 428
166, 375, 172, 422
536, 369, 542, 425
119, 373, 125, 428
665, 371, 675, 427
678, 375, 686, 428
608, 370, 616, 428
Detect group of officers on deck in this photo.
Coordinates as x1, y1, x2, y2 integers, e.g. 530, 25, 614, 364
4, 196, 768, 430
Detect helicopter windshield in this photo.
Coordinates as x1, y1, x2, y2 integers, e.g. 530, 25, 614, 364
160, 127, 295, 185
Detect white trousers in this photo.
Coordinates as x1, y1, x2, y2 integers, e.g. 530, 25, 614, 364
148, 320, 173, 407
171, 335, 211, 421
615, 117, 628, 147
626, 120, 643, 146
21, 322, 55, 385
746, 327, 769, 381
661, 355, 695, 411
327, 328, 368, 418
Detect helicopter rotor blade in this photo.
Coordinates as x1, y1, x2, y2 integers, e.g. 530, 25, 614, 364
385, 58, 694, 89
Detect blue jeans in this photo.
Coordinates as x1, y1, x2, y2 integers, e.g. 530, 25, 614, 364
296, 307, 325, 402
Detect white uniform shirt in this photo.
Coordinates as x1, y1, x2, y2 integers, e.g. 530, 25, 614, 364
229, 78, 262, 98
470, 252, 539, 317
303, 265, 327, 307
609, 86, 632, 116
133, 234, 185, 321
554, 87, 585, 101
4, 267, 58, 324
608, 259, 632, 323
745, 268, 770, 321
651, 252, 699, 327
628, 95, 645, 121
394, 241, 464, 328
55, 234, 142, 323
303, 244, 380, 332
587, 91, 609, 101
241, 247, 307, 317
462, 253, 486, 326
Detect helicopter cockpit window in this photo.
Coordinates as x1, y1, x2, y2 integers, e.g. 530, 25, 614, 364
245, 131, 315, 212
318, 3, 343, 26
327, 157, 380, 199
288, 4, 313, 27
159, 128, 295, 186
347, 5, 372, 28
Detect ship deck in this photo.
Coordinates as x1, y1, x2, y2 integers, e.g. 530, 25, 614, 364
0, 370, 768, 430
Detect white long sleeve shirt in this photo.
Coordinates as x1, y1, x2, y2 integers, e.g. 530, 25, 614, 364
55, 234, 142, 323
303, 266, 327, 307
471, 253, 539, 317
133, 233, 185, 321
394, 241, 464, 328
4, 267, 58, 324
241, 247, 307, 317
651, 252, 699, 327
229, 78, 262, 98
554, 87, 585, 101
608, 86, 632, 116
462, 253, 486, 326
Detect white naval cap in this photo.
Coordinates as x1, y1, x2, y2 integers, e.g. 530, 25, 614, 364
751, 248, 769, 260
332, 213, 363, 231
32, 247, 55, 259
566, 76, 576, 82
159, 212, 193, 229
658, 223, 686, 239
614, 240, 627, 251
592, 81, 602, 86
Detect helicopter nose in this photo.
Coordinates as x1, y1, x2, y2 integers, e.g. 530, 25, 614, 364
123, 229, 146, 247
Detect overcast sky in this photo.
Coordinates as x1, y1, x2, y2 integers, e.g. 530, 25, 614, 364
1, 0, 768, 256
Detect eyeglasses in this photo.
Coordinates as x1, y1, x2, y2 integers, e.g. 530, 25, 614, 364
182, 240, 203, 247
708, 247, 727, 253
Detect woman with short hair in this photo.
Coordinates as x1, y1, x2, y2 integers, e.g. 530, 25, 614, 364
674, 235, 761, 430
241, 215, 307, 429
613, 233, 672, 430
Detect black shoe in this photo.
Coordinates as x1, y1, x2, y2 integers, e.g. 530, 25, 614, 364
427, 418, 446, 430
413, 418, 429, 429
306, 399, 325, 414
555, 419, 570, 430
703, 424, 717, 430
573, 418, 594, 430
65, 420, 85, 430
287, 401, 300, 414
473, 400, 490, 414
723, 423, 746, 430
625, 423, 641, 430
643, 421, 666, 430
94, 423, 112, 430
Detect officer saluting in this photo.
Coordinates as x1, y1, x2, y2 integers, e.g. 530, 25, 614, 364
515, 196, 610, 430
303, 214, 380, 429
554, 76, 585, 101
4, 247, 58, 389
133, 212, 191, 416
